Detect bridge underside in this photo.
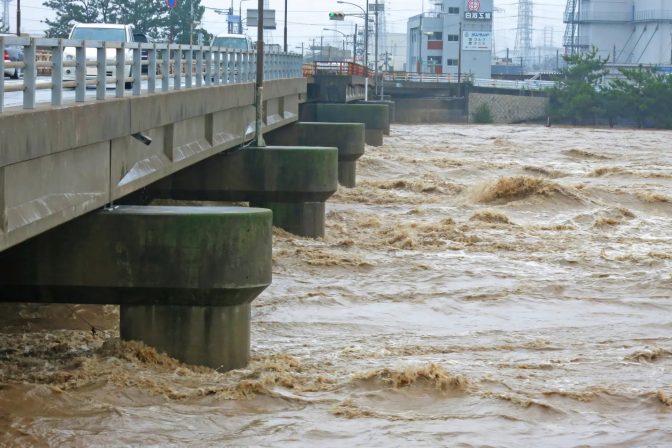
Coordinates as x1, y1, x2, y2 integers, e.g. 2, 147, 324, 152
0, 78, 306, 252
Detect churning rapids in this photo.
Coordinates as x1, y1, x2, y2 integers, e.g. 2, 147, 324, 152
1, 124, 672, 447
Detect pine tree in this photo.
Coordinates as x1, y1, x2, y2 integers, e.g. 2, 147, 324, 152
43, 0, 119, 37
161, 0, 206, 44
42, 0, 208, 43
115, 0, 168, 38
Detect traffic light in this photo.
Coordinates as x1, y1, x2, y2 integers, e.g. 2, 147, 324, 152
329, 11, 345, 21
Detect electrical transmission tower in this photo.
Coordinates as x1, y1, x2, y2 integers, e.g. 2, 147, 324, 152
514, 0, 533, 68
1, 0, 10, 33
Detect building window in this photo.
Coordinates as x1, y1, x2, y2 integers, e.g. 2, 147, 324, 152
446, 59, 458, 66
427, 56, 442, 65
448, 7, 459, 14
428, 31, 442, 41
447, 34, 459, 42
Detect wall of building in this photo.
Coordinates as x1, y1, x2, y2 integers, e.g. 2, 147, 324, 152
386, 33, 408, 71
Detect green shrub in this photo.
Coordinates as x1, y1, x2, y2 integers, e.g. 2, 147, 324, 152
472, 103, 493, 124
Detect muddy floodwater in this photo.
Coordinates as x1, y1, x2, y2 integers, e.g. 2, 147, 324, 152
1, 124, 672, 447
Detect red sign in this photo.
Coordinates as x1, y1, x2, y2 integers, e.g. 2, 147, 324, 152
467, 0, 480, 12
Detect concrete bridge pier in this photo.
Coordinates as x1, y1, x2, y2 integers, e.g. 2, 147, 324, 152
300, 103, 390, 146
167, 146, 339, 238
0, 205, 272, 371
354, 100, 396, 135
265, 122, 365, 187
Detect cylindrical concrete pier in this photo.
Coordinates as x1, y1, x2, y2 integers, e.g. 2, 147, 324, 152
253, 201, 326, 238
120, 303, 251, 371
265, 122, 365, 188
0, 205, 272, 371
338, 161, 357, 187
168, 146, 338, 237
306, 103, 390, 147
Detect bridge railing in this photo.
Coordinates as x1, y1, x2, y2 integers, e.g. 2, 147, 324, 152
383, 72, 555, 91
0, 36, 304, 112
303, 61, 373, 78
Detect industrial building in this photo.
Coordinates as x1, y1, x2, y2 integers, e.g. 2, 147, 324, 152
407, 0, 493, 79
564, 0, 672, 65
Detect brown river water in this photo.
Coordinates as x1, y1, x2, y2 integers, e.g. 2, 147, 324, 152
1, 124, 672, 447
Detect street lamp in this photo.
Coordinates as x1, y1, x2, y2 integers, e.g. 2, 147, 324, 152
323, 28, 348, 56
337, 0, 369, 100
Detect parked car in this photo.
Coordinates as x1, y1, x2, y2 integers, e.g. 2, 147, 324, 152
62, 23, 135, 88
211, 33, 253, 51
1, 33, 23, 79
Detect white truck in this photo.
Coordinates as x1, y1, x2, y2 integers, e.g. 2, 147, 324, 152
62, 23, 135, 88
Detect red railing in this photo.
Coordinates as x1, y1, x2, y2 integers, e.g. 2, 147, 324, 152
303, 61, 374, 78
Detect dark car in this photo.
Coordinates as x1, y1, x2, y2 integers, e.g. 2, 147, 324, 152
1, 33, 23, 79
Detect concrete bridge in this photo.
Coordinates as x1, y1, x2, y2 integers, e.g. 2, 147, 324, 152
0, 37, 391, 371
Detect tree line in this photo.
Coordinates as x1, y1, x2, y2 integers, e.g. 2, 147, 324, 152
549, 48, 672, 128
43, 0, 210, 44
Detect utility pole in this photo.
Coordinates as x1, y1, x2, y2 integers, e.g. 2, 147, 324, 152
189, 0, 193, 45
16, 0, 19, 35
365, 0, 369, 101
353, 23, 357, 62
283, 0, 287, 53
255, 0, 265, 147
374, 0, 379, 98
457, 21, 462, 97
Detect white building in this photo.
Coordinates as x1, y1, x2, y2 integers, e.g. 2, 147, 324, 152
385, 33, 408, 71
406, 0, 493, 78
564, 0, 672, 65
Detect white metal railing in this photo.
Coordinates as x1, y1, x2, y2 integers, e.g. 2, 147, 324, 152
634, 9, 672, 22
565, 11, 633, 23
383, 72, 556, 91
0, 36, 304, 112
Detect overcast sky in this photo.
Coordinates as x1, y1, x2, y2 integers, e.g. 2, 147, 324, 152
7, 0, 568, 57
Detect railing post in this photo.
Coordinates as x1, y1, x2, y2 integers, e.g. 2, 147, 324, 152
185, 46, 193, 88
75, 43, 86, 103
162, 48, 170, 92
115, 45, 125, 97
173, 47, 182, 90
225, 50, 232, 84
204, 49, 211, 86
213, 50, 220, 85
236, 50, 245, 84
96, 44, 106, 100
0, 39, 4, 112
241, 51, 248, 82
132, 45, 141, 96
51, 40, 64, 106
148, 45, 156, 93
252, 50, 257, 84
195, 46, 203, 87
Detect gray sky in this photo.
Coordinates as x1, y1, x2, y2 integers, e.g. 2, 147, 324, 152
7, 0, 568, 57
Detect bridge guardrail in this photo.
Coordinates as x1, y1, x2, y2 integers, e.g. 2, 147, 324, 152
0, 36, 304, 112
303, 61, 373, 78
383, 72, 556, 91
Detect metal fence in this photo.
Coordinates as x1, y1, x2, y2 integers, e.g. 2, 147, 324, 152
303, 61, 372, 78
383, 72, 556, 91
0, 36, 304, 112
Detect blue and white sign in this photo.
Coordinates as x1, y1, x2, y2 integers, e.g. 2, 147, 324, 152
462, 31, 491, 51
166, 0, 177, 9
